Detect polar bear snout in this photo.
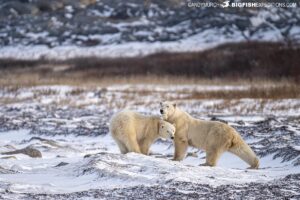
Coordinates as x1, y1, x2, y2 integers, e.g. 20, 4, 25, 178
167, 129, 175, 139
159, 101, 177, 120
159, 121, 176, 140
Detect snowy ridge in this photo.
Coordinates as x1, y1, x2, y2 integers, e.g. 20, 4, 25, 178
0, 129, 298, 195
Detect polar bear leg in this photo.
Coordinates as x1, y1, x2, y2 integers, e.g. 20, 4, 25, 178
125, 133, 141, 153
115, 139, 128, 154
173, 137, 188, 161
139, 140, 151, 155
204, 147, 225, 166
228, 141, 260, 169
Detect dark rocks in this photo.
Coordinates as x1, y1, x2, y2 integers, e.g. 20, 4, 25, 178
99, 26, 119, 34
0, 0, 299, 48
7, 174, 299, 199
83, 154, 92, 158
1, 1, 38, 16
109, 6, 136, 20
210, 116, 228, 124
237, 118, 300, 166
237, 120, 245, 125
34, 0, 65, 12
0, 102, 111, 136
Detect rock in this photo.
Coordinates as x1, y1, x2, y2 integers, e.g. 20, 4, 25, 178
81, 39, 101, 46
55, 162, 69, 167
109, 7, 133, 20
84, 154, 92, 158
237, 120, 245, 125
0, 1, 37, 16
99, 26, 119, 34
235, 18, 251, 31
210, 117, 228, 124
34, 0, 64, 12
1, 146, 42, 158
186, 152, 198, 158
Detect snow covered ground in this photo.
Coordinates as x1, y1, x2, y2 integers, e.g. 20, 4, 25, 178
0, 28, 294, 60
0, 37, 232, 60
0, 85, 299, 199
0, 27, 250, 60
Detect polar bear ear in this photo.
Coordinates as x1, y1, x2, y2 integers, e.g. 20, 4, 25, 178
173, 103, 176, 108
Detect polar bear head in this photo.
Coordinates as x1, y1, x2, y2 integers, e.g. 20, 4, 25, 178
159, 101, 176, 120
159, 121, 175, 140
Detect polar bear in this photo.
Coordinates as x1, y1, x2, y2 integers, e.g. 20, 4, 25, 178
109, 110, 175, 155
159, 101, 259, 169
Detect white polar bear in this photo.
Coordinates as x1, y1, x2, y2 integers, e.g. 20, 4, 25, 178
109, 110, 175, 155
159, 101, 259, 169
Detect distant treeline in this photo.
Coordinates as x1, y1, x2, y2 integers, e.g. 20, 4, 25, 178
1, 42, 299, 81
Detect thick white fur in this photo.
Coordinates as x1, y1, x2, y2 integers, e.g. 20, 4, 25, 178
160, 101, 259, 169
109, 110, 175, 155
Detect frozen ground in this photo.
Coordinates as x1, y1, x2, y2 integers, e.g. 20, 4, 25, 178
0, 85, 299, 199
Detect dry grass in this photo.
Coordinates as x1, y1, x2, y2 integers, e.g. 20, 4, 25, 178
34, 89, 58, 97
0, 78, 298, 115
0, 41, 299, 100
1, 42, 300, 83
0, 72, 297, 87
184, 85, 300, 99
0, 73, 298, 100
0, 97, 31, 104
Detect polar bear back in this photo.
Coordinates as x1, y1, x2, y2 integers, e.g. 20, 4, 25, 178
109, 110, 160, 140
